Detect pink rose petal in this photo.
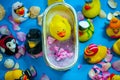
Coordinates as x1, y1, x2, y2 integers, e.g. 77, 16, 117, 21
40, 74, 50, 80
47, 36, 56, 44
16, 32, 26, 42
112, 60, 120, 72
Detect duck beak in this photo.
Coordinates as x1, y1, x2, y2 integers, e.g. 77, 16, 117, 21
57, 31, 66, 37
15, 7, 24, 16
28, 41, 37, 48
23, 75, 28, 80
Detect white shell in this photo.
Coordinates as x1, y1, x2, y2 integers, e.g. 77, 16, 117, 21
108, 0, 117, 9
14, 63, 19, 69
99, 9, 106, 18
4, 59, 15, 69
0, 53, 3, 61
113, 11, 120, 16
107, 13, 114, 20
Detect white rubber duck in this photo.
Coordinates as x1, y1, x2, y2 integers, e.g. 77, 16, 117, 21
12, 1, 29, 23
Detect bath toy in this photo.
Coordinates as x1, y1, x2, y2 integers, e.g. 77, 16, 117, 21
5, 66, 36, 80
84, 44, 107, 63
12, 1, 29, 23
48, 0, 64, 6
107, 74, 120, 80
82, 0, 101, 18
29, 6, 40, 18
25, 29, 42, 58
0, 4, 5, 20
0, 35, 25, 58
78, 19, 94, 42
106, 17, 120, 38
43, 3, 78, 70
49, 14, 71, 41
10, 1, 30, 30
113, 39, 120, 55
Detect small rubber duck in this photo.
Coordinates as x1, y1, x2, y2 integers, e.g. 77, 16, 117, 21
25, 29, 42, 58
5, 66, 36, 80
82, 0, 101, 18
49, 14, 71, 41
48, 0, 64, 6
107, 74, 120, 80
113, 39, 120, 55
78, 19, 94, 42
12, 1, 29, 23
106, 17, 120, 38
84, 44, 107, 63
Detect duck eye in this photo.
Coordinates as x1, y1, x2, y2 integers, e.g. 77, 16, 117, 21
85, 0, 92, 3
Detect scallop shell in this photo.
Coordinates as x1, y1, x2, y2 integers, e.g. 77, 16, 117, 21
14, 63, 19, 69
4, 59, 15, 69
99, 9, 106, 18
108, 0, 117, 9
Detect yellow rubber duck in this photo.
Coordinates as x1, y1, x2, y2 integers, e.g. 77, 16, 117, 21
106, 17, 120, 38
5, 69, 29, 80
5, 66, 36, 80
49, 14, 71, 41
113, 39, 120, 55
48, 0, 64, 6
78, 19, 94, 42
107, 74, 120, 80
84, 44, 107, 64
82, 0, 101, 18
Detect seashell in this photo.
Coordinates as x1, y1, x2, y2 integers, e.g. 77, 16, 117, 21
107, 12, 114, 20
14, 63, 19, 69
0, 4, 5, 20
108, 0, 117, 9
4, 59, 15, 69
113, 11, 120, 16
30, 6, 40, 18
0, 53, 3, 61
99, 9, 106, 18
38, 14, 43, 26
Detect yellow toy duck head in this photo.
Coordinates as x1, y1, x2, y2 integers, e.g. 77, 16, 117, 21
82, 0, 101, 18
84, 44, 107, 64
49, 14, 71, 41
5, 69, 29, 80
12, 2, 25, 16
106, 17, 120, 38
113, 39, 120, 55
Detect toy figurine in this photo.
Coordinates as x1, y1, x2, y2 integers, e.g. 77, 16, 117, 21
0, 35, 25, 58
9, 1, 30, 30
48, 0, 64, 6
113, 39, 120, 55
78, 19, 94, 42
106, 17, 120, 38
49, 14, 71, 41
25, 29, 42, 58
82, 0, 101, 18
0, 35, 18, 55
5, 66, 36, 80
84, 44, 107, 63
107, 74, 120, 80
